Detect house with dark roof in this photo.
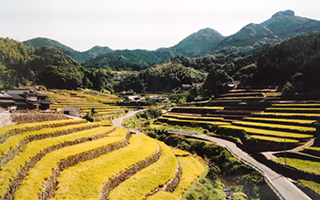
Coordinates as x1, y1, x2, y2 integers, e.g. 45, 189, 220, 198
0, 91, 15, 108
5, 89, 51, 110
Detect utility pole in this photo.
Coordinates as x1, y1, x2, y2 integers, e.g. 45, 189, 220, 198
284, 137, 287, 166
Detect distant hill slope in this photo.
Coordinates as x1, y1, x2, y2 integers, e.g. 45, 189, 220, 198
24, 37, 113, 63
23, 10, 320, 67
83, 49, 174, 71
261, 10, 320, 38
167, 28, 225, 56
211, 10, 320, 55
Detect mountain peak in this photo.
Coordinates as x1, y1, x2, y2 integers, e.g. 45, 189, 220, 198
271, 10, 295, 18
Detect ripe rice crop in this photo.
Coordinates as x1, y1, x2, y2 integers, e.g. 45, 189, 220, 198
108, 141, 178, 200
14, 128, 129, 200
232, 121, 316, 133
219, 125, 314, 139
243, 117, 317, 126
0, 119, 86, 143
0, 126, 114, 199
271, 104, 320, 107
251, 112, 320, 119
250, 135, 299, 143
148, 155, 205, 200
53, 134, 159, 200
171, 106, 224, 110
163, 113, 224, 121
272, 157, 320, 175
266, 107, 320, 112
173, 149, 190, 157
160, 117, 230, 126
297, 180, 320, 196
304, 147, 320, 152
0, 122, 100, 157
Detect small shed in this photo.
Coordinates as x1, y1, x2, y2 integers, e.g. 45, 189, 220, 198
64, 107, 81, 117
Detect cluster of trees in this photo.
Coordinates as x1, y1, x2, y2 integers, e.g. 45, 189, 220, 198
0, 38, 114, 92
0, 38, 35, 89
115, 62, 207, 93
83, 49, 173, 71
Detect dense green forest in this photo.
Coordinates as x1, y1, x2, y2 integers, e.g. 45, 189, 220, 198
0, 38, 113, 91
2, 31, 320, 99
115, 62, 207, 93
83, 49, 173, 71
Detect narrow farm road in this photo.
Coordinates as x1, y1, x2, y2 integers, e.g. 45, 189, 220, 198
112, 109, 146, 128
176, 133, 312, 200
112, 110, 312, 200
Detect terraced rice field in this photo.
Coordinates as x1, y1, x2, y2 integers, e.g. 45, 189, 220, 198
159, 117, 231, 127
243, 117, 317, 126
162, 113, 225, 122
232, 121, 316, 134
170, 106, 224, 114
272, 157, 320, 176
219, 124, 313, 140
0, 118, 205, 199
147, 150, 205, 200
45, 90, 125, 121
251, 112, 320, 119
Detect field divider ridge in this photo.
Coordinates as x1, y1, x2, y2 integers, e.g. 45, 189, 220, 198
100, 144, 162, 200
1, 127, 115, 200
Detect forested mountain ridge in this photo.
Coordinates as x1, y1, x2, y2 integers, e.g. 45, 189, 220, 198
24, 37, 113, 63
167, 28, 225, 56
23, 10, 320, 68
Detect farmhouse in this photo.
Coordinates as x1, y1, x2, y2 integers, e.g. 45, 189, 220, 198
0, 91, 15, 109
0, 89, 51, 110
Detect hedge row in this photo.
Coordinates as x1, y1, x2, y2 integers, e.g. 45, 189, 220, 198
14, 128, 130, 200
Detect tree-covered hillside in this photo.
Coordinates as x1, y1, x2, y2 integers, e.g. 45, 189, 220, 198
116, 62, 207, 93
0, 38, 114, 92
24, 37, 113, 63
0, 38, 35, 89
83, 49, 173, 71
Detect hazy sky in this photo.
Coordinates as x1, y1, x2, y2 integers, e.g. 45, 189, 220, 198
1, 0, 320, 51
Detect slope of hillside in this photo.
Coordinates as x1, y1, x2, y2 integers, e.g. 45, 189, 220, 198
168, 28, 225, 56
24, 37, 113, 63
23, 10, 320, 66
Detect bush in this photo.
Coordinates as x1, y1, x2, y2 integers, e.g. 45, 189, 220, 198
164, 135, 183, 147
207, 165, 221, 181
178, 141, 191, 151
146, 130, 157, 138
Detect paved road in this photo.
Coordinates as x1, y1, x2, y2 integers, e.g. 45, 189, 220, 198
112, 109, 312, 200
178, 133, 311, 200
112, 109, 146, 128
